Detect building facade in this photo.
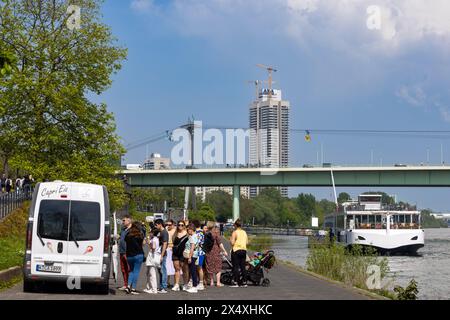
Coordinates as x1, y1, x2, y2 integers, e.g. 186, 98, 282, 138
143, 153, 170, 170
249, 88, 290, 197
195, 186, 250, 202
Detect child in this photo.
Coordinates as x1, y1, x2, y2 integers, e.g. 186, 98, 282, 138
143, 229, 160, 294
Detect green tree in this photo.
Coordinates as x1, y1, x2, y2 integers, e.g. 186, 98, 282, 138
205, 190, 232, 222
189, 203, 216, 222
0, 0, 127, 209
338, 192, 351, 203
295, 193, 317, 218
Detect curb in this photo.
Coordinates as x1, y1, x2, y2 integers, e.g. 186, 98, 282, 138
278, 260, 390, 300
0, 266, 21, 283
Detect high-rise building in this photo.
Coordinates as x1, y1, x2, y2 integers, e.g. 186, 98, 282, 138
249, 88, 290, 197
143, 153, 170, 170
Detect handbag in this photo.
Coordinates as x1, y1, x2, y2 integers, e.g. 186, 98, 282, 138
146, 251, 161, 268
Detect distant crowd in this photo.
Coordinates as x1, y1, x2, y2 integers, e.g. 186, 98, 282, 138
0, 174, 35, 194
118, 217, 248, 295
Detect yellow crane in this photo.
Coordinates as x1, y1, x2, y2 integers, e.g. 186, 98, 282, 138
256, 64, 278, 98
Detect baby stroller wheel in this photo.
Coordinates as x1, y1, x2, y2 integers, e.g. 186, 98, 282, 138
221, 272, 233, 285
261, 278, 270, 287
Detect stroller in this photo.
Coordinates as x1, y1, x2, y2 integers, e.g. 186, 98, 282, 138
220, 250, 276, 287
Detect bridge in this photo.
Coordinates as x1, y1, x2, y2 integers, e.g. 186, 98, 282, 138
120, 165, 450, 220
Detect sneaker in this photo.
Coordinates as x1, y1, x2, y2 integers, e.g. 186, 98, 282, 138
143, 289, 157, 294
125, 287, 131, 294
172, 284, 180, 291
118, 286, 128, 291
158, 289, 168, 294
186, 287, 198, 293
130, 289, 140, 295
182, 284, 190, 291
229, 284, 239, 288
197, 283, 205, 291
239, 284, 248, 288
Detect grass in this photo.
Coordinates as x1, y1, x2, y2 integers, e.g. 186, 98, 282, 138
247, 234, 273, 252
0, 275, 22, 291
306, 238, 399, 299
0, 202, 29, 271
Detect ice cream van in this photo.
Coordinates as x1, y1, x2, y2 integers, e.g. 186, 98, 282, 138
23, 181, 111, 294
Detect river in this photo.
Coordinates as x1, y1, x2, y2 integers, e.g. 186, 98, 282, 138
270, 228, 450, 300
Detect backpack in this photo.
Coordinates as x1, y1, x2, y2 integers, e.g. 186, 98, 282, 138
202, 232, 214, 253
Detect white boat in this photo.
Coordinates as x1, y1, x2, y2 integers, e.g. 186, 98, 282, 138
324, 194, 425, 255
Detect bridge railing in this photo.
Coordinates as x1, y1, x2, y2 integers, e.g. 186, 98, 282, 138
0, 190, 32, 220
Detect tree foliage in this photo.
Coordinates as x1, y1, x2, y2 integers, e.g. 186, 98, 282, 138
0, 0, 127, 209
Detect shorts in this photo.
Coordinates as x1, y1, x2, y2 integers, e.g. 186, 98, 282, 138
195, 255, 205, 267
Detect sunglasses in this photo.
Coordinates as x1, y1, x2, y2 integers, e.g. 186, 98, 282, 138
178, 224, 185, 227
166, 224, 173, 227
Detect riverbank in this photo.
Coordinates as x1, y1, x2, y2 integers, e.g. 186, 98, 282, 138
269, 231, 450, 300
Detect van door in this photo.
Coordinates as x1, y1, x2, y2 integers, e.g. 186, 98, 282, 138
66, 200, 104, 278
31, 200, 71, 277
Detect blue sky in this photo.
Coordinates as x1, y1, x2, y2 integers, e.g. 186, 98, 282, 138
94, 0, 450, 211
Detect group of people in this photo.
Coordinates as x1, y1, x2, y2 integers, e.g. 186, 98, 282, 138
118, 216, 248, 295
0, 173, 34, 194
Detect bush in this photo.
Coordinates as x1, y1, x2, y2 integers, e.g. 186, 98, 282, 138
394, 279, 419, 300
306, 239, 390, 291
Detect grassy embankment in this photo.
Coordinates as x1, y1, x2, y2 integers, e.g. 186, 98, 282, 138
0, 203, 29, 289
306, 238, 396, 298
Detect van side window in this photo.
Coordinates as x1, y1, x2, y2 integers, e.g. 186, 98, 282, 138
70, 201, 101, 241
38, 200, 70, 241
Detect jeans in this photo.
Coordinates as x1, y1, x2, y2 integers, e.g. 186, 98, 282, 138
189, 257, 198, 287
127, 254, 144, 289
231, 250, 247, 285
160, 255, 168, 290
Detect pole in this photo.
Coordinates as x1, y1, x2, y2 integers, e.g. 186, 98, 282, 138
232, 185, 240, 222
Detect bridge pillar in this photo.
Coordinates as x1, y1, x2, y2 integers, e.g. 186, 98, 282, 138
232, 185, 240, 222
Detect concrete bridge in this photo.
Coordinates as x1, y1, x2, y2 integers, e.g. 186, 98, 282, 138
119, 165, 450, 220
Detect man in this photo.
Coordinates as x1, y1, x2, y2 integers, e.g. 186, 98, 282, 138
219, 223, 224, 236
118, 215, 132, 291
15, 177, 21, 194
165, 219, 176, 289
155, 219, 169, 293
192, 220, 206, 291
0, 174, 6, 193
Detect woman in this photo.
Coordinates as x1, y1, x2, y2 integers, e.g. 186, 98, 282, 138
229, 219, 248, 288
183, 223, 199, 293
143, 229, 159, 294
171, 220, 189, 291
125, 222, 145, 294
205, 221, 228, 287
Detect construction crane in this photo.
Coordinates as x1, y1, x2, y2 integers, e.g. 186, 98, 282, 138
247, 79, 276, 100
256, 64, 278, 98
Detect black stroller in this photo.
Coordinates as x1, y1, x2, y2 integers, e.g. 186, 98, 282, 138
220, 250, 276, 287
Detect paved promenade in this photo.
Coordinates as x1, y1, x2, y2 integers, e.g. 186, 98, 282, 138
1, 261, 371, 300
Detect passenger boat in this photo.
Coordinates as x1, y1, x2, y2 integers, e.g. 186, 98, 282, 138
324, 194, 425, 255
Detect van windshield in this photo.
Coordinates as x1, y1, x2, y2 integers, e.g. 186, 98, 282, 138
37, 200, 70, 241
70, 201, 101, 241
37, 200, 101, 241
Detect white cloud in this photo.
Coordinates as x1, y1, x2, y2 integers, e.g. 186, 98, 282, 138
134, 0, 450, 54
130, 0, 154, 13
396, 85, 427, 107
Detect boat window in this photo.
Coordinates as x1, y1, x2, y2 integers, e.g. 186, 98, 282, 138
405, 215, 411, 224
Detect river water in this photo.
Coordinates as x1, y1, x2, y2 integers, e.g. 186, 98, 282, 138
270, 228, 450, 300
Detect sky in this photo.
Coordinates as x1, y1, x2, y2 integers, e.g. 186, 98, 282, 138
93, 0, 450, 211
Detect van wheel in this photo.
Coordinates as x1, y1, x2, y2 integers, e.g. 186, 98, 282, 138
96, 283, 110, 295
23, 280, 35, 293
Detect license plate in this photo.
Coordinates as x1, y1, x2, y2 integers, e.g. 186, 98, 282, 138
36, 264, 62, 273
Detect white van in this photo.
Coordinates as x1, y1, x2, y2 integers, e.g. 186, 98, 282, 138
23, 181, 111, 294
